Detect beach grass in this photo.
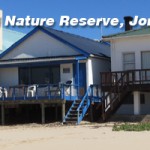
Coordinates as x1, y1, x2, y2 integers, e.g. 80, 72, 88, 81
113, 123, 150, 131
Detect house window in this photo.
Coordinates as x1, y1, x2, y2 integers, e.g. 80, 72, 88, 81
123, 53, 135, 70
63, 68, 70, 73
19, 66, 60, 85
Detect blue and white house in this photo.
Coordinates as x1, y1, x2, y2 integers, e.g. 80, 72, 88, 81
0, 25, 110, 124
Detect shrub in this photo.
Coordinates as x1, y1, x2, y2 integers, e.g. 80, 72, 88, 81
113, 123, 150, 131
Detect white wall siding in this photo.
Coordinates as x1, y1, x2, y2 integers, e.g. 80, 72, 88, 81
0, 67, 18, 87
2, 30, 80, 60
86, 59, 93, 88
111, 36, 150, 71
86, 57, 110, 89
91, 58, 110, 85
60, 63, 73, 83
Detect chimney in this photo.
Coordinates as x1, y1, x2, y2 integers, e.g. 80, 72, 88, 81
124, 16, 133, 31
0, 10, 2, 51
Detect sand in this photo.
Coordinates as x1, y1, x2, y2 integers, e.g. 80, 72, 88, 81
0, 122, 149, 150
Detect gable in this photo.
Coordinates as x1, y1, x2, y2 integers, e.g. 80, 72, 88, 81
1, 30, 80, 60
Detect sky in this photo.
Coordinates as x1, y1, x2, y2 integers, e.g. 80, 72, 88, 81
0, 0, 150, 40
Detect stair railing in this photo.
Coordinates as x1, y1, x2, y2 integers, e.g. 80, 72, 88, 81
101, 72, 129, 120
77, 86, 91, 124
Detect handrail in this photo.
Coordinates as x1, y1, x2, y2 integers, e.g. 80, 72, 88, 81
101, 69, 150, 86
101, 71, 128, 114
77, 86, 91, 112
77, 86, 91, 124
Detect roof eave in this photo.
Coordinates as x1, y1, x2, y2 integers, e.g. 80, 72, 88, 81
103, 33, 150, 41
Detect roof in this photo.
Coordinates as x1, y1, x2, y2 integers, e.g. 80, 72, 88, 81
2, 28, 25, 52
42, 27, 110, 57
103, 27, 150, 39
0, 26, 110, 59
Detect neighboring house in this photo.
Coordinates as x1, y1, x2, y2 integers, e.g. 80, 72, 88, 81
0, 10, 25, 53
0, 26, 110, 124
2, 28, 25, 52
102, 17, 150, 120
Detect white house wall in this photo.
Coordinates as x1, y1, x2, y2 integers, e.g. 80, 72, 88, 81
0, 67, 18, 87
91, 58, 110, 84
111, 35, 150, 115
2, 30, 80, 60
86, 57, 110, 90
111, 36, 150, 71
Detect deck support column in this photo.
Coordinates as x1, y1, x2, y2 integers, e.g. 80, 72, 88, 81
41, 103, 45, 124
1, 104, 5, 125
62, 102, 65, 122
133, 91, 141, 115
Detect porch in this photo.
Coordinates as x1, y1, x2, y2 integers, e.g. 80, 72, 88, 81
0, 83, 79, 101
0, 84, 101, 125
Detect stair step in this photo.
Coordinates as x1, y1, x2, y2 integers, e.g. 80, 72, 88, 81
64, 121, 77, 124
68, 114, 78, 117
66, 118, 77, 122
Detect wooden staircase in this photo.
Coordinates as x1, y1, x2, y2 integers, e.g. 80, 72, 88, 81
100, 72, 131, 121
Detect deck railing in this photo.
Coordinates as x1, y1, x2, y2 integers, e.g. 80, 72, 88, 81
0, 83, 79, 101
101, 69, 150, 87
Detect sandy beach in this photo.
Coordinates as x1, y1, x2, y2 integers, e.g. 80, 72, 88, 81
0, 122, 149, 150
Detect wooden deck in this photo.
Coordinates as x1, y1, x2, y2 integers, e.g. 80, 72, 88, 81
101, 69, 150, 92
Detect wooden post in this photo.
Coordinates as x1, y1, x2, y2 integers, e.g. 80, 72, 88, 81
62, 102, 65, 122
55, 104, 58, 121
1, 104, 5, 125
41, 103, 45, 124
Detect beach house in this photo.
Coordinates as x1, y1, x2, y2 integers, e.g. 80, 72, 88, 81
101, 16, 150, 120
0, 10, 25, 53
0, 25, 110, 125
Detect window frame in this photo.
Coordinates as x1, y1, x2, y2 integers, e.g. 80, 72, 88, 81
123, 52, 135, 71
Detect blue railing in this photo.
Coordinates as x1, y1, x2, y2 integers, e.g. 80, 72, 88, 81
0, 83, 79, 101
77, 86, 91, 124
77, 85, 101, 124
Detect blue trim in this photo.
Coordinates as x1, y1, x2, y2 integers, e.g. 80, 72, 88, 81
0, 26, 91, 59
75, 56, 87, 60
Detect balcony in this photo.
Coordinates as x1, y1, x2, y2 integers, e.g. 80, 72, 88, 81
101, 69, 150, 92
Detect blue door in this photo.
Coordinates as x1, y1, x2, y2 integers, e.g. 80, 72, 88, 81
73, 63, 86, 96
